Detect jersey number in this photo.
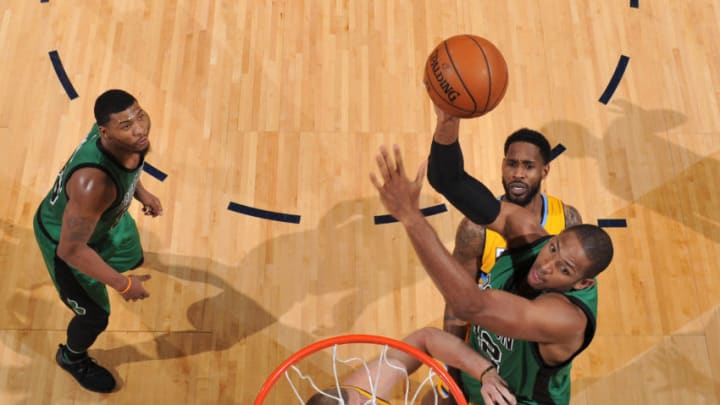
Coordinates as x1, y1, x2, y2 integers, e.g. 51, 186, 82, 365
479, 330, 501, 367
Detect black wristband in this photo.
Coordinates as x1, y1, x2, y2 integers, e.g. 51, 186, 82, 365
480, 364, 496, 383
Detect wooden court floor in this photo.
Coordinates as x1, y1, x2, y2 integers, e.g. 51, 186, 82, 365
1, 0, 719, 403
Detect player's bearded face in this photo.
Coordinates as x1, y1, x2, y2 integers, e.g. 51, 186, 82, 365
502, 177, 541, 207
501, 142, 547, 207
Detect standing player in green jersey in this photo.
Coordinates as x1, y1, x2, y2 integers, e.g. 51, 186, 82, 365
369, 109, 613, 404
33, 89, 162, 393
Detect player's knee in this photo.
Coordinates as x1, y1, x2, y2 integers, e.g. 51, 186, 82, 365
84, 311, 109, 333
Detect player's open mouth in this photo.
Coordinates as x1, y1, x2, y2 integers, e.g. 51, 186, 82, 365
530, 268, 543, 285
508, 182, 527, 194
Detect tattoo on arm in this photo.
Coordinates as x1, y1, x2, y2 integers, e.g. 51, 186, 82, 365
564, 205, 583, 226
454, 218, 486, 259
64, 216, 95, 242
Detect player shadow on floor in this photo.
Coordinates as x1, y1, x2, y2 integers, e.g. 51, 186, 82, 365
206, 195, 430, 337
572, 305, 720, 403
91, 194, 433, 396
541, 100, 720, 243
0, 218, 328, 403
0, 184, 437, 401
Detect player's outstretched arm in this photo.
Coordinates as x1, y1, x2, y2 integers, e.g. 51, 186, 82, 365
341, 327, 515, 404
427, 107, 545, 248
444, 218, 485, 335
440, 217, 486, 387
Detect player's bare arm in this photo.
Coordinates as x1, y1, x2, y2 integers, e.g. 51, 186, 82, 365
453, 217, 486, 275
486, 200, 547, 249
57, 168, 124, 287
429, 106, 546, 247
444, 218, 486, 334
134, 179, 163, 217
563, 204, 582, 226
456, 289, 589, 365
57, 168, 150, 300
438, 217, 488, 398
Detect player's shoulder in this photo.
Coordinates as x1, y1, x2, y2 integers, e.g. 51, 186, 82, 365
546, 194, 583, 226
456, 216, 488, 240
66, 167, 116, 201
534, 291, 588, 319
454, 216, 488, 256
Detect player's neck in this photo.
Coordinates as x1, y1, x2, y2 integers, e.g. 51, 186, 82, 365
99, 137, 143, 170
523, 194, 545, 222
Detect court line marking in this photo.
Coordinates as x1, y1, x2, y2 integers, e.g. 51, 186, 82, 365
374, 204, 447, 225
48, 51, 78, 100
597, 218, 628, 228
599, 55, 630, 104
228, 202, 301, 224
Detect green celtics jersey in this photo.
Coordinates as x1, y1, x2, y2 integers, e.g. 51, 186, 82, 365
34, 124, 145, 273
462, 236, 598, 405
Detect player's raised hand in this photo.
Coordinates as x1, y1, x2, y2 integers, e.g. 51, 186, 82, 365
370, 145, 426, 224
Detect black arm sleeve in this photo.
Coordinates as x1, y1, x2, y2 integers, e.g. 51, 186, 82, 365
427, 140, 501, 225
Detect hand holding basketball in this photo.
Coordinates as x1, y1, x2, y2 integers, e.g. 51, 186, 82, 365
423, 35, 509, 118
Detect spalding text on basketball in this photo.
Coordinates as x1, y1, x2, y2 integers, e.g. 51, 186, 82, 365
430, 49, 461, 102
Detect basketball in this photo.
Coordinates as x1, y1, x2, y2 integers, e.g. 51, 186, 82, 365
423, 34, 508, 118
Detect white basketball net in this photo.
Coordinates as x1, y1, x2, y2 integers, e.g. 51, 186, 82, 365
283, 343, 449, 404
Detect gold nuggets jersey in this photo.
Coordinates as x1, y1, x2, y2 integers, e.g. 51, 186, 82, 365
480, 194, 566, 275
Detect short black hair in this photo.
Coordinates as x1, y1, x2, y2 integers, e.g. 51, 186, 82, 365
94, 89, 136, 126
504, 128, 552, 164
566, 224, 614, 278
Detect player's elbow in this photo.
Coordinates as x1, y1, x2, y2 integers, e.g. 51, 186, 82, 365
427, 159, 457, 195
56, 241, 83, 263
426, 163, 444, 193
446, 297, 486, 325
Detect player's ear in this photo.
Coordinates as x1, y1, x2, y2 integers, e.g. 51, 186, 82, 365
573, 277, 595, 290
541, 162, 550, 179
